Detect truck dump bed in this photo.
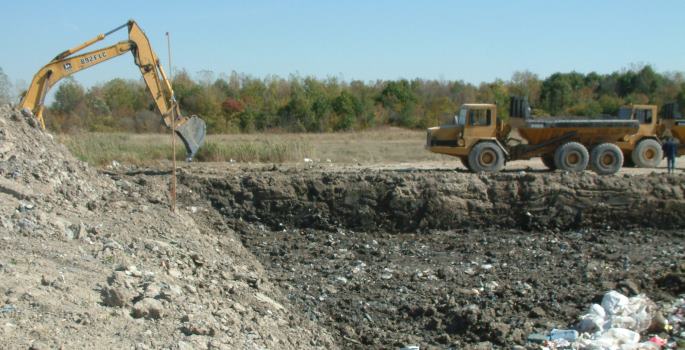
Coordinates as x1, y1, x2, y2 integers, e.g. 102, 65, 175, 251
668, 120, 685, 141
517, 119, 639, 145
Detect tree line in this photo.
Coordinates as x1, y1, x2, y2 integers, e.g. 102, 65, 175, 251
2, 65, 684, 133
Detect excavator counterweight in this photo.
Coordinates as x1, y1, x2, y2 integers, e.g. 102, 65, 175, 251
19, 20, 206, 159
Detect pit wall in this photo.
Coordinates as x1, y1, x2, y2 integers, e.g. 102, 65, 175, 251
182, 170, 685, 232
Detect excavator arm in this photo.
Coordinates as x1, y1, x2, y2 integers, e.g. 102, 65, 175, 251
19, 20, 206, 159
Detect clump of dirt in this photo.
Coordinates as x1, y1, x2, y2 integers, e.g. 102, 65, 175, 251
183, 167, 685, 232
0, 106, 336, 349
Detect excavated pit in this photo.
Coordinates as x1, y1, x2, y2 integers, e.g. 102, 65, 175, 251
179, 167, 685, 349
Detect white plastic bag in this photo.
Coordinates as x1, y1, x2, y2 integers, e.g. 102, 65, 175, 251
601, 328, 640, 344
602, 291, 629, 316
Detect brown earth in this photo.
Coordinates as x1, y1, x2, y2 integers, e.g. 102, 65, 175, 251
1, 104, 684, 349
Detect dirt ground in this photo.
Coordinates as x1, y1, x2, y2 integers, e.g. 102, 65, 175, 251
178, 163, 685, 349
1, 105, 684, 349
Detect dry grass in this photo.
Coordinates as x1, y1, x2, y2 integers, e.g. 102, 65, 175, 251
59, 127, 448, 166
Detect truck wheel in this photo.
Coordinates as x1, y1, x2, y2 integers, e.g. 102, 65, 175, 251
460, 157, 473, 171
468, 142, 505, 173
590, 143, 624, 175
554, 142, 589, 172
631, 139, 663, 168
541, 155, 556, 170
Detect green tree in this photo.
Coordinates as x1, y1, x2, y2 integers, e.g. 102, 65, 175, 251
332, 91, 362, 130
101, 79, 146, 118
376, 80, 417, 127
509, 71, 541, 106
53, 77, 85, 114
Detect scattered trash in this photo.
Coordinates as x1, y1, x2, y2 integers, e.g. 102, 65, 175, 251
647, 335, 667, 346
399, 346, 419, 350
550, 329, 578, 342
527, 333, 548, 344
529, 290, 685, 349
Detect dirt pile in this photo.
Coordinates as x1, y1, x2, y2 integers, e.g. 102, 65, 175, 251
0, 106, 335, 349
183, 167, 685, 232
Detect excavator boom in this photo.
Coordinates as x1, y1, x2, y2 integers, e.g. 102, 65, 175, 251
19, 20, 206, 159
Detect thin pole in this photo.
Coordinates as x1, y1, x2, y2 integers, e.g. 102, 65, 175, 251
166, 31, 177, 213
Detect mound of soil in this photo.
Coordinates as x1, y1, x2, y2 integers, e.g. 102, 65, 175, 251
0, 106, 335, 349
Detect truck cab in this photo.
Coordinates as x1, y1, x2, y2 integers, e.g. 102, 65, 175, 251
618, 105, 659, 142
615, 105, 663, 167
426, 103, 510, 171
426, 104, 504, 155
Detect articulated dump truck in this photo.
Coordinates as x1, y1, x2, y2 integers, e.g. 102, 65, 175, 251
426, 97, 666, 175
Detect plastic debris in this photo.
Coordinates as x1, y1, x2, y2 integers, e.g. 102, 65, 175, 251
647, 335, 666, 346
528, 291, 685, 350
527, 333, 548, 344
550, 329, 579, 342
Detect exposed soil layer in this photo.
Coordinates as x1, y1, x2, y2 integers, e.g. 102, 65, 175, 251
182, 168, 685, 232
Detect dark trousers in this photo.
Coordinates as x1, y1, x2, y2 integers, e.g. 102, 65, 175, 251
667, 157, 675, 173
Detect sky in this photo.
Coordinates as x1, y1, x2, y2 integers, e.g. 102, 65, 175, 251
1, 0, 684, 97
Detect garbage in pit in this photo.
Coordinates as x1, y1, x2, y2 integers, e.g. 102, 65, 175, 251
528, 290, 685, 349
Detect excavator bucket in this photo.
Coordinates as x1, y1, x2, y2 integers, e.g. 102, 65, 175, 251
175, 115, 206, 160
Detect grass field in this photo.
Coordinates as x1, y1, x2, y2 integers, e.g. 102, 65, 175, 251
59, 127, 450, 166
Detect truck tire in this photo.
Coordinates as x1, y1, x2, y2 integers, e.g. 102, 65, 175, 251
541, 155, 556, 170
460, 157, 473, 171
554, 142, 589, 172
631, 139, 663, 168
468, 142, 505, 173
590, 143, 624, 175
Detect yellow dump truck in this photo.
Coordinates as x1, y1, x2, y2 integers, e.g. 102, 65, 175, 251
426, 97, 642, 175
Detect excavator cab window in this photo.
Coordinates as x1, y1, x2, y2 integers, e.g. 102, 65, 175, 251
469, 109, 492, 126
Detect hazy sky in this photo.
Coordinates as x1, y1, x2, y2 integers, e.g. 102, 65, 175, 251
1, 0, 683, 94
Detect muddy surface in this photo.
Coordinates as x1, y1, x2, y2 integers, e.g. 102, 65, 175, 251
232, 225, 684, 349
179, 166, 685, 349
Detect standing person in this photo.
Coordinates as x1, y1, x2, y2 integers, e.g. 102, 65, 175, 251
662, 137, 677, 174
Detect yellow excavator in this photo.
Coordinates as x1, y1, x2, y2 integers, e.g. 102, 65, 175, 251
19, 20, 206, 159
